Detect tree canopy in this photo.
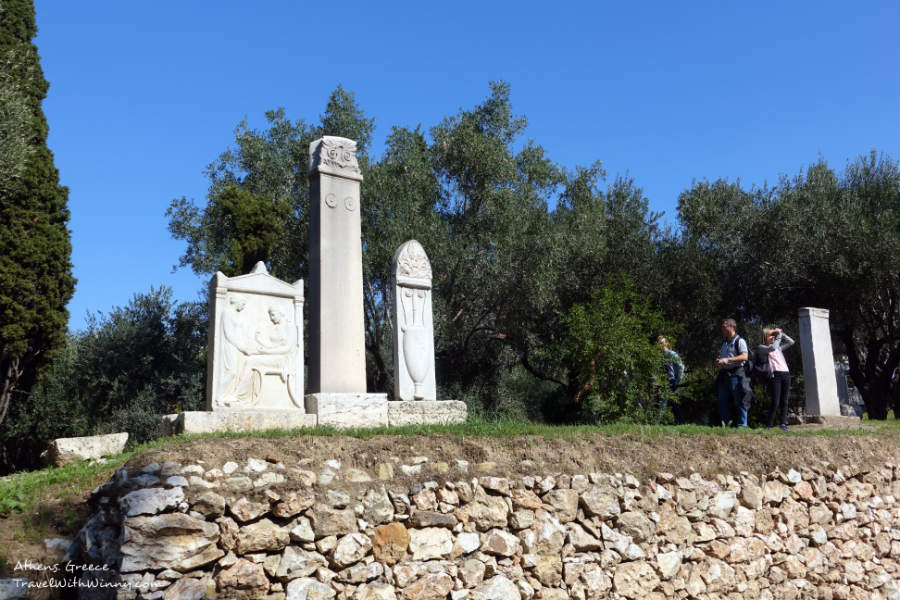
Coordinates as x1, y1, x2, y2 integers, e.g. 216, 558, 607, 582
168, 82, 672, 418
0, 0, 75, 425
676, 153, 900, 418
169, 82, 899, 422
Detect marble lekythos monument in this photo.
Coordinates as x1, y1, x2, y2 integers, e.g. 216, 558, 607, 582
305, 136, 389, 427
388, 240, 467, 426
164, 262, 316, 433
392, 240, 436, 402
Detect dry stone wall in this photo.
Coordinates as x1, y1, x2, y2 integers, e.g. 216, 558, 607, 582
68, 455, 900, 600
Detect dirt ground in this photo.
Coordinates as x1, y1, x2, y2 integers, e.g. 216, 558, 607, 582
132, 427, 898, 483
2, 425, 897, 595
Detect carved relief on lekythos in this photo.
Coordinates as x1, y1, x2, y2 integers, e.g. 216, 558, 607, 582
207, 262, 304, 411
392, 240, 436, 401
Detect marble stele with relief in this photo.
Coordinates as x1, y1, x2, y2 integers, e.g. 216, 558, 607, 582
392, 240, 436, 401
206, 262, 304, 411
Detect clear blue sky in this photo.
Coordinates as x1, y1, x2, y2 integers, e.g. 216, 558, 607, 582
33, 1, 899, 332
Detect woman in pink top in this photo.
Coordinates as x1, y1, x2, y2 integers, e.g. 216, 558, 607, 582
758, 327, 795, 430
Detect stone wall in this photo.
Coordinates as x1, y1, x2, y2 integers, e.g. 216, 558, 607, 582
68, 455, 900, 600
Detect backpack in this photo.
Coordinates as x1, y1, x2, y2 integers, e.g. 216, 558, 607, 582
735, 335, 770, 386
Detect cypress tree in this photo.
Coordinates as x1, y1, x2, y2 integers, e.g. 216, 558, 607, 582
0, 0, 75, 424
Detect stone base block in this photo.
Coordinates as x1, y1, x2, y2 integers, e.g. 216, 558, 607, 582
0, 578, 28, 599
803, 414, 862, 428
164, 410, 317, 434
305, 393, 388, 428
388, 400, 467, 426
42, 432, 129, 466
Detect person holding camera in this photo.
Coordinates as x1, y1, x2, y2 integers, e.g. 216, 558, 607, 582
758, 327, 795, 431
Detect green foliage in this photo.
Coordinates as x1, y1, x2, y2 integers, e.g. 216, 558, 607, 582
0, 287, 205, 472
554, 278, 679, 423
0, 484, 25, 514
0, 338, 86, 471
676, 153, 900, 418
96, 406, 165, 445
76, 287, 207, 425
165, 80, 896, 422
0, 0, 75, 426
208, 185, 291, 276
0, 449, 132, 517
0, 46, 34, 193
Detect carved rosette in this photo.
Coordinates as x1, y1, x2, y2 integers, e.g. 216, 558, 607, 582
308, 136, 363, 181
395, 240, 432, 283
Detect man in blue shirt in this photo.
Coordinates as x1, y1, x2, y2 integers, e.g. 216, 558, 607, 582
716, 318, 749, 426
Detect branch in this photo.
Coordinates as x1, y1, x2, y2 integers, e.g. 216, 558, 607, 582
0, 358, 22, 426
519, 348, 568, 389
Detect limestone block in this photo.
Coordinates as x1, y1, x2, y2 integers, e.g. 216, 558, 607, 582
44, 432, 128, 466
332, 532, 372, 567
337, 561, 382, 584
309, 504, 359, 537
276, 546, 326, 580
355, 582, 397, 600
216, 559, 270, 598
797, 307, 841, 416
165, 410, 317, 434
612, 561, 659, 598
387, 401, 467, 426
0, 579, 27, 599
392, 240, 437, 401
162, 577, 205, 600
360, 486, 395, 524
235, 519, 290, 554
119, 486, 184, 517
543, 489, 578, 523
307, 136, 367, 394
481, 529, 521, 557
306, 393, 388, 428
475, 575, 521, 600
372, 522, 410, 565
401, 573, 453, 600
206, 262, 304, 411
286, 577, 336, 600
120, 513, 223, 572
408, 527, 454, 560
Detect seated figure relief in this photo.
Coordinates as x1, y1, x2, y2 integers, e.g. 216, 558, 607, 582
216, 294, 300, 409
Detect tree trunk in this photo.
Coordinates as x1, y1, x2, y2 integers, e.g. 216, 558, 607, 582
842, 332, 900, 420
0, 357, 22, 426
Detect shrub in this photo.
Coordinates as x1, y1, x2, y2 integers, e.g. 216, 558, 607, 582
0, 287, 206, 473
558, 278, 681, 424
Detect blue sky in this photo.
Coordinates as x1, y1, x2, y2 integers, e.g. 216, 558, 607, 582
33, 1, 899, 331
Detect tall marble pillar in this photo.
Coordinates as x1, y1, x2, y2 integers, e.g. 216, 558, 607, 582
307, 136, 367, 393
305, 137, 387, 428
797, 307, 841, 417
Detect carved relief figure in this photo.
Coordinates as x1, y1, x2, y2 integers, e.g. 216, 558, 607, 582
234, 304, 299, 407
218, 294, 252, 407
216, 297, 301, 409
